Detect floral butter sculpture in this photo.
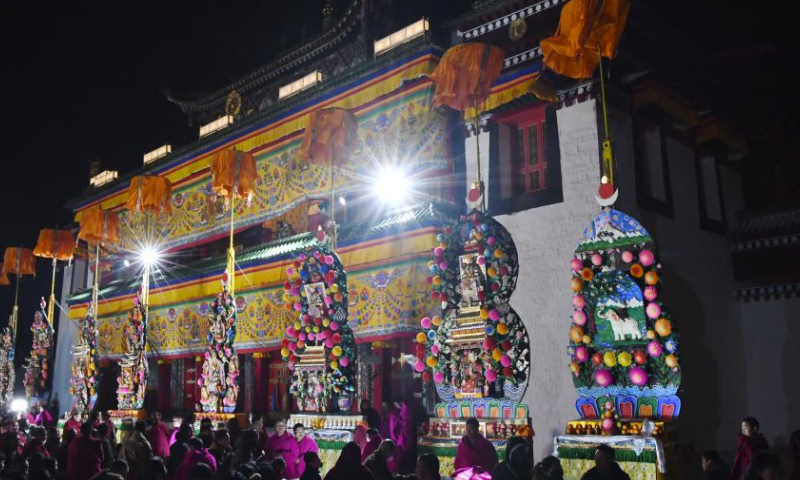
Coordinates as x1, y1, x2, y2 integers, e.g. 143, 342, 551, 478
568, 208, 681, 428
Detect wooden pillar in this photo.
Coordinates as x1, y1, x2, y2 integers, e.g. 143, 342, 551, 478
253, 353, 268, 414
184, 356, 197, 412
157, 360, 172, 414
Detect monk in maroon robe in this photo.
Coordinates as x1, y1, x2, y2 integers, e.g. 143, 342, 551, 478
291, 424, 319, 479
67, 423, 105, 480
732, 417, 769, 480
361, 429, 382, 462
265, 420, 299, 473
453, 418, 498, 474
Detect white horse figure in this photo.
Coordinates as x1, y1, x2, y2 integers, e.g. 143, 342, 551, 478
601, 309, 642, 341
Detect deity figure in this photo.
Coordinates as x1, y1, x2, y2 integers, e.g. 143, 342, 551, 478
22, 304, 54, 399
0, 326, 15, 408
198, 283, 239, 413
117, 291, 149, 410
70, 309, 98, 415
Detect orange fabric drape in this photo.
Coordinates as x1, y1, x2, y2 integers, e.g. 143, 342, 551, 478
540, 0, 631, 79
78, 209, 120, 246
33, 229, 75, 261
0, 263, 8, 286
3, 248, 36, 277
430, 43, 505, 111
211, 149, 258, 199
296, 108, 359, 167
125, 175, 173, 215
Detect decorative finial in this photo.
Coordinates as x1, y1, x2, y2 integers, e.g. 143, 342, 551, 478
322, 0, 335, 29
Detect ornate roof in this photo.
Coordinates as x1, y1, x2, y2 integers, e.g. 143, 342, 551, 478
165, 0, 367, 124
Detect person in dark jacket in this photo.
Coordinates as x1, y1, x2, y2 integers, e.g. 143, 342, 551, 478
323, 442, 372, 480
299, 452, 322, 480
492, 436, 533, 480
579, 445, 630, 480
95, 424, 115, 467
743, 451, 781, 480
363, 440, 396, 480
702, 450, 731, 480
415, 454, 440, 480
532, 456, 563, 480
67, 423, 105, 480
360, 400, 381, 431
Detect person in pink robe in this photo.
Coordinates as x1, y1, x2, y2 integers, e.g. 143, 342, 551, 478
63, 411, 82, 437
175, 438, 218, 480
393, 402, 416, 474
147, 414, 172, 459
361, 429, 382, 462
291, 424, 319, 479
265, 420, 299, 471
453, 418, 498, 474
35, 408, 55, 428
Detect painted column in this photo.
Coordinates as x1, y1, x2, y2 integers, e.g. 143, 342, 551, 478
253, 353, 268, 414
157, 360, 172, 413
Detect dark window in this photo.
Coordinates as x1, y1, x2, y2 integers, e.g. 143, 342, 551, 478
696, 151, 727, 232
633, 110, 674, 216
488, 104, 563, 214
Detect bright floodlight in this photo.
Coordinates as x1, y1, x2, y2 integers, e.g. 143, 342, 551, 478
338, 196, 347, 206
10, 398, 28, 413
140, 247, 160, 267
374, 166, 410, 204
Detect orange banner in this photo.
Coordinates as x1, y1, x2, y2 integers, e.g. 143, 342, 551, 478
211, 150, 257, 199
78, 208, 120, 246
3, 247, 36, 276
125, 175, 173, 215
430, 43, 505, 111
540, 0, 631, 79
297, 108, 359, 168
34, 229, 75, 261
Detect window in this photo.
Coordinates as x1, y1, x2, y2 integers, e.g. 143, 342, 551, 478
696, 152, 727, 232
633, 111, 673, 216
488, 104, 563, 214
514, 111, 548, 194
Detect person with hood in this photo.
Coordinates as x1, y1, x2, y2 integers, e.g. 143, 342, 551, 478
118, 421, 153, 480
453, 418, 498, 473
323, 442, 372, 480
492, 436, 534, 480
733, 417, 769, 480
579, 445, 630, 480
176, 438, 218, 480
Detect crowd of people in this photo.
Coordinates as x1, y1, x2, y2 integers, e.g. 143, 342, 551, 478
0, 403, 796, 480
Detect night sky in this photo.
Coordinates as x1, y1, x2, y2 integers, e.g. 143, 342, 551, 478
0, 1, 797, 362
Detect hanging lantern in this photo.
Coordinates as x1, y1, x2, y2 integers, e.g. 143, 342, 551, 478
125, 175, 173, 215
297, 108, 358, 167
3, 248, 36, 277
540, 0, 631, 79
430, 43, 505, 112
211, 149, 257, 200
33, 229, 75, 262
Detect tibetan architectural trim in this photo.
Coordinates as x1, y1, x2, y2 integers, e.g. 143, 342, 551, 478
503, 46, 542, 69
458, 0, 564, 40
735, 283, 800, 302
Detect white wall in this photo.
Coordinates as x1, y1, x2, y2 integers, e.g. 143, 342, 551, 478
739, 296, 800, 447
609, 104, 749, 453
495, 99, 603, 459
52, 263, 77, 416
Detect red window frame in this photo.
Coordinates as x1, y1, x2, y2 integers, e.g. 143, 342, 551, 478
495, 106, 548, 194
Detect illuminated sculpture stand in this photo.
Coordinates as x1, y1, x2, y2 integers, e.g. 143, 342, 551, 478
556, 208, 682, 480
416, 211, 532, 475
281, 245, 365, 475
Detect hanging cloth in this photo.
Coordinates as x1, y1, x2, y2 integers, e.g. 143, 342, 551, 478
211, 149, 258, 200
296, 108, 359, 168
33, 229, 75, 261
125, 175, 173, 215
78, 208, 120, 246
430, 43, 505, 112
